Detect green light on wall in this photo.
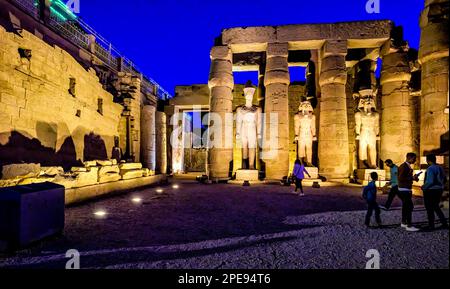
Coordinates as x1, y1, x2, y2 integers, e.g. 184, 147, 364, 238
49, 0, 77, 21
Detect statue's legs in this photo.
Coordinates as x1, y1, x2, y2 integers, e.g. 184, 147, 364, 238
368, 141, 377, 168
305, 140, 313, 165
298, 140, 306, 159
359, 138, 368, 163
247, 127, 257, 170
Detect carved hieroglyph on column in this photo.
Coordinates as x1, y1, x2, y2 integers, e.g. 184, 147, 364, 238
141, 105, 156, 170
419, 0, 449, 155
294, 101, 317, 165
235, 81, 262, 169
155, 111, 167, 174
207, 46, 234, 179
355, 95, 380, 169
380, 36, 415, 165
318, 40, 350, 180
263, 43, 290, 180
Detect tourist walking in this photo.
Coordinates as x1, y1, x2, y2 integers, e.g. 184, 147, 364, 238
292, 159, 311, 196
380, 159, 399, 210
362, 172, 382, 228
422, 154, 449, 230
397, 152, 421, 232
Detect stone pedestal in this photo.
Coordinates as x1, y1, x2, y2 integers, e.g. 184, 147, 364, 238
318, 40, 350, 180
207, 46, 234, 179
356, 169, 386, 186
419, 0, 449, 156
304, 167, 319, 179
236, 169, 259, 181
263, 43, 290, 181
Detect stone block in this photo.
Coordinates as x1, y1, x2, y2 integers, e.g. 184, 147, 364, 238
210, 46, 232, 61
1, 163, 40, 180
98, 172, 121, 183
322, 40, 347, 57
119, 163, 143, 170
98, 165, 120, 176
236, 169, 259, 181
120, 169, 144, 180
356, 169, 386, 184
17, 177, 55, 185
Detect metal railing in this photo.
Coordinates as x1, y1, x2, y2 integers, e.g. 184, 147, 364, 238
9, 0, 172, 100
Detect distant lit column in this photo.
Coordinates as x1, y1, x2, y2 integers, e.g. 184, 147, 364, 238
318, 40, 350, 180
263, 43, 290, 180
207, 46, 234, 180
418, 0, 449, 156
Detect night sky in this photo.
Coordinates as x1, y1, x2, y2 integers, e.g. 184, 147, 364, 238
78, 0, 424, 95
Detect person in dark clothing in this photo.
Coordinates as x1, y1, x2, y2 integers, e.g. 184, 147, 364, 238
292, 159, 311, 196
397, 152, 421, 232
422, 154, 449, 230
363, 172, 382, 228
380, 159, 399, 210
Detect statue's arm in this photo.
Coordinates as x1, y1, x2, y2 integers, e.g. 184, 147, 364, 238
294, 114, 300, 140
311, 115, 317, 139
355, 111, 361, 138
256, 107, 262, 138
236, 107, 242, 138
375, 112, 380, 137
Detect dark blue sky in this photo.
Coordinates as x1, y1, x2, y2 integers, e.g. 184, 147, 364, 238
78, 0, 424, 95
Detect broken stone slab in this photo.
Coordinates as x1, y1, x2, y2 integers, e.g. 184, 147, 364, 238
18, 177, 56, 185
96, 160, 113, 166
98, 165, 120, 176
53, 175, 78, 189
120, 169, 143, 180
1, 163, 41, 180
119, 163, 143, 170
39, 166, 64, 177
0, 179, 20, 188
83, 160, 97, 167
98, 172, 121, 183
71, 167, 88, 173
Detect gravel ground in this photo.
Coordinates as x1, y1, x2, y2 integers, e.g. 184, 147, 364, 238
0, 179, 448, 269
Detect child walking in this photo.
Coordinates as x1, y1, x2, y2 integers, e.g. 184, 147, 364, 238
292, 159, 311, 196
362, 172, 382, 228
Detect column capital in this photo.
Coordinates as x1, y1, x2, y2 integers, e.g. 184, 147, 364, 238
266, 43, 289, 58
210, 46, 232, 62
321, 40, 347, 58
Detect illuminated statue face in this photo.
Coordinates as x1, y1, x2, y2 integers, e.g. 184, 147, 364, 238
298, 101, 314, 115
243, 87, 256, 104
358, 97, 376, 113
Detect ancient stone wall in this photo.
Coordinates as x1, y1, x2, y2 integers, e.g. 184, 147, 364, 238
0, 26, 123, 172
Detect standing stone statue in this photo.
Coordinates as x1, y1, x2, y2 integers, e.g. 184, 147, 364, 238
236, 81, 262, 169
355, 95, 380, 169
294, 100, 317, 165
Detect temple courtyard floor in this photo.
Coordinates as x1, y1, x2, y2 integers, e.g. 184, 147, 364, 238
0, 177, 448, 269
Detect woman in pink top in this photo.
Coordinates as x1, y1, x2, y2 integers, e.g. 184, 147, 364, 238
292, 159, 311, 196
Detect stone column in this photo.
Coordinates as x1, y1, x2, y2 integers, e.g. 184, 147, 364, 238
155, 111, 167, 174
207, 46, 234, 179
141, 105, 156, 170
419, 0, 449, 156
263, 43, 290, 180
318, 40, 350, 180
117, 72, 141, 162
380, 41, 415, 164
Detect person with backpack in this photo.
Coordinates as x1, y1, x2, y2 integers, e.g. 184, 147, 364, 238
363, 172, 382, 228
422, 154, 449, 230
